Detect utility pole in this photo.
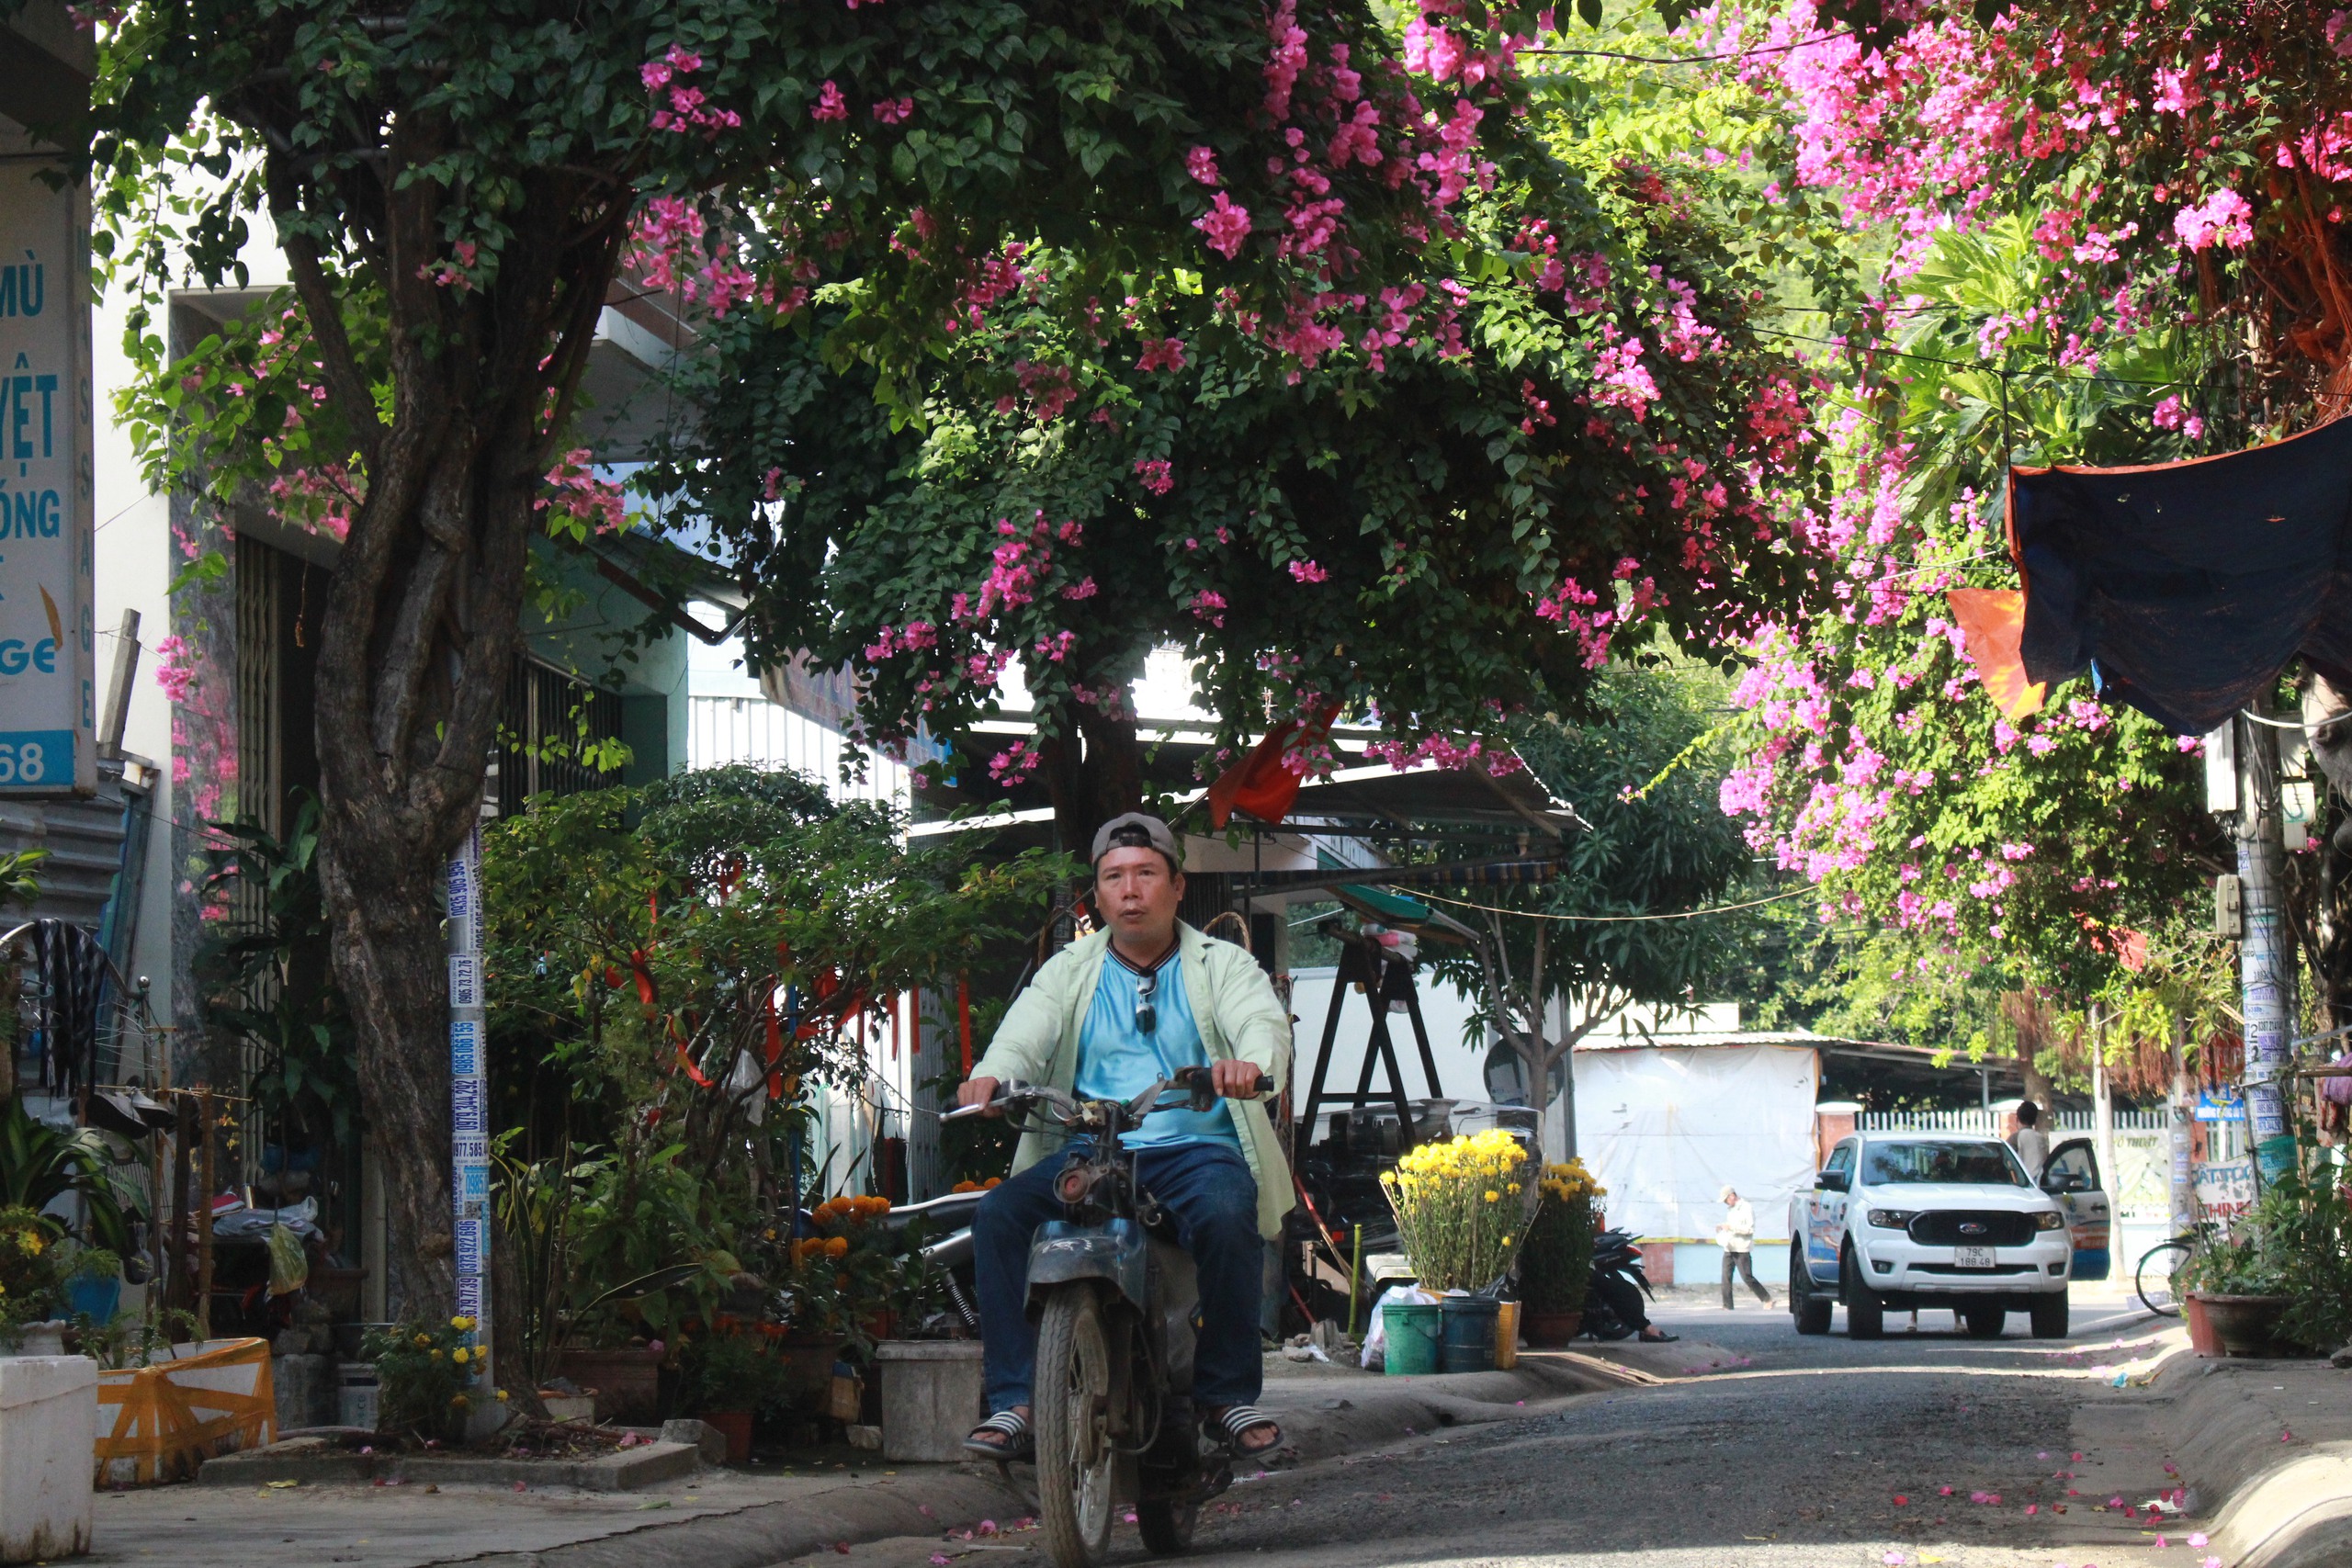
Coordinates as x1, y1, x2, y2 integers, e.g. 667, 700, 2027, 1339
2236, 711, 2298, 1184
447, 817, 493, 1427
2092, 1010, 2118, 1212
2169, 1013, 2196, 1237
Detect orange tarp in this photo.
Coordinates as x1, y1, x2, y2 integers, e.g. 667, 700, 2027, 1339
1947, 587, 2048, 719
95, 1337, 276, 1485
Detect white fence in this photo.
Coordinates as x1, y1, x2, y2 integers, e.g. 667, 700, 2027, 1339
1858, 1109, 2170, 1134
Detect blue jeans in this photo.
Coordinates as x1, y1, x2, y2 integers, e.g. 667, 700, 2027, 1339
974, 1141, 1263, 1416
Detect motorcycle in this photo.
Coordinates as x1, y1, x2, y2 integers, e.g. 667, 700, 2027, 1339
943, 1066, 1272, 1568
1580, 1226, 1654, 1341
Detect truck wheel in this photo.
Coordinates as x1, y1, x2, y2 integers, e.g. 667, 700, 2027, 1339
1034, 1286, 1117, 1568
2029, 1292, 2069, 1339
1790, 1253, 1833, 1335
1841, 1249, 1884, 1339
1962, 1303, 2006, 1338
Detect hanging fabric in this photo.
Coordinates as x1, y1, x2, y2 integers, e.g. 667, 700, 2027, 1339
32, 920, 107, 1097
1996, 416, 2352, 735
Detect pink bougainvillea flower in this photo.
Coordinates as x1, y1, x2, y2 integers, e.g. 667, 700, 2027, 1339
1193, 192, 1251, 258
811, 80, 848, 121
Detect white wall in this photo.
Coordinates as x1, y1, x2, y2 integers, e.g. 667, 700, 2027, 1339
686, 635, 910, 810
1286, 965, 1493, 1113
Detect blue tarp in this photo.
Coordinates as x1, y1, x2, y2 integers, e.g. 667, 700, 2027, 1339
2009, 414, 2352, 735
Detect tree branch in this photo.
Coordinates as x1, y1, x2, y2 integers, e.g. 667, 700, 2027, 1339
274, 212, 387, 472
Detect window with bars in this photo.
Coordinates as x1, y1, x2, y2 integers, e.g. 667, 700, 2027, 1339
492, 659, 627, 818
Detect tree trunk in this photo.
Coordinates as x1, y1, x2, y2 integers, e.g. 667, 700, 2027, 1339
1038, 703, 1145, 860
330, 861, 459, 1309
275, 136, 633, 1322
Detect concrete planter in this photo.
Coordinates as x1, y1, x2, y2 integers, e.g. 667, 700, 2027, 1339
0, 1354, 96, 1562
2190, 1292, 2290, 1358
873, 1340, 982, 1463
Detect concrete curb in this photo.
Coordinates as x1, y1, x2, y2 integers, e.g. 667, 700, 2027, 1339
2142, 1356, 2352, 1568
428, 1351, 1688, 1568
198, 1437, 703, 1493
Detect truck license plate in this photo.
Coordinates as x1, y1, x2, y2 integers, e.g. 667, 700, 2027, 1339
1954, 1246, 1996, 1269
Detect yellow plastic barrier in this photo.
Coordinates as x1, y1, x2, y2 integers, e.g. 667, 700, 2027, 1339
94, 1337, 277, 1485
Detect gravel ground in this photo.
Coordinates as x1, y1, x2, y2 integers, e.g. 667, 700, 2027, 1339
795, 1294, 2201, 1568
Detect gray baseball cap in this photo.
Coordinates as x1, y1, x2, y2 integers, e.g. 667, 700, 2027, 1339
1091, 811, 1182, 867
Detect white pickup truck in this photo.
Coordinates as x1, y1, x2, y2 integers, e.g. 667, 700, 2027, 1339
1787, 1130, 2112, 1340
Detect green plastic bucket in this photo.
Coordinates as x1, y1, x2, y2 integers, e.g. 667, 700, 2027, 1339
1383, 1301, 1442, 1375
1439, 1295, 1499, 1373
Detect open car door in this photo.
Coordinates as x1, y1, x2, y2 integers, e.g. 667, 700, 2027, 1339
2040, 1138, 2112, 1280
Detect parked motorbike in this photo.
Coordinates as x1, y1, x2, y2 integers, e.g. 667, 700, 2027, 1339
1580, 1226, 1654, 1341
877, 1189, 987, 1332
942, 1066, 1272, 1568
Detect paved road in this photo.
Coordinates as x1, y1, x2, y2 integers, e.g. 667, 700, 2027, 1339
811, 1294, 2199, 1568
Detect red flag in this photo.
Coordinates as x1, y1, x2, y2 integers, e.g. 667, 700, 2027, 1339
1207, 702, 1340, 828
957, 971, 974, 1074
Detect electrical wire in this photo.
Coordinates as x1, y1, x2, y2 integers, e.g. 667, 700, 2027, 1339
2241, 706, 2352, 733
1412, 885, 1813, 923
1521, 27, 1860, 66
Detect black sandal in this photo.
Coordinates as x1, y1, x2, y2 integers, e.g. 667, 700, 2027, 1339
964, 1409, 1035, 1460
1637, 1328, 1679, 1343
1205, 1404, 1283, 1456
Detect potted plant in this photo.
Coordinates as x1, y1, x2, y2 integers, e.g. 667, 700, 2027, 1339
1519, 1160, 1603, 1347
2180, 1234, 2289, 1358
58, 1243, 123, 1327
0, 1205, 64, 1354
679, 1325, 785, 1461
360, 1315, 492, 1441
1379, 1131, 1531, 1372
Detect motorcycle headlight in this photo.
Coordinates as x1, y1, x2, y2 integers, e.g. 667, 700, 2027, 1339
1866, 1209, 1916, 1229
2035, 1211, 2066, 1231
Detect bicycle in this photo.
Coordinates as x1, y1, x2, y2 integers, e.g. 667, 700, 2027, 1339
2135, 1233, 2196, 1317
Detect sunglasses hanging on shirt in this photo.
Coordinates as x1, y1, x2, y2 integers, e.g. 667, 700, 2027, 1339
1134, 971, 1158, 1034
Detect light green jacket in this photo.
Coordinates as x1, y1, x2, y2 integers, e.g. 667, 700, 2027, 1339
973, 922, 1295, 1239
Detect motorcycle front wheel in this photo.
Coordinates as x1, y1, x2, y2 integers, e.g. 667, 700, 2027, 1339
1035, 1285, 1118, 1568
1136, 1498, 1199, 1554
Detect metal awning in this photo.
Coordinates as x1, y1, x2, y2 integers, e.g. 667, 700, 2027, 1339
910, 758, 1586, 844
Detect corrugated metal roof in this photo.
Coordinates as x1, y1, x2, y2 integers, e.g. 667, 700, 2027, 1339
0, 759, 141, 931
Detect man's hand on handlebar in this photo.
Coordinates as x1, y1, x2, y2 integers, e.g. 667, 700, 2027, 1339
1210, 1059, 1273, 1099
956, 1076, 1002, 1117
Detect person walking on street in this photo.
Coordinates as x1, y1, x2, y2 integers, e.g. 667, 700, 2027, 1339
1717, 1185, 1772, 1309
2007, 1100, 2051, 1180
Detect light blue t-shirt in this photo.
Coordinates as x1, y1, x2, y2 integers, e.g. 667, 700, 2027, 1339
1075, 950, 1241, 1152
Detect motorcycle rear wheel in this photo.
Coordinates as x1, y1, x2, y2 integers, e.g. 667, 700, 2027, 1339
1136, 1498, 1199, 1554
1035, 1286, 1119, 1568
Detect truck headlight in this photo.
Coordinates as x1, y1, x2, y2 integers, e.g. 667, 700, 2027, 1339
1867, 1209, 1916, 1229
2035, 1211, 2065, 1231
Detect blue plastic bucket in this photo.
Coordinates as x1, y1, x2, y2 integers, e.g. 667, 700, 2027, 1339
64, 1274, 120, 1325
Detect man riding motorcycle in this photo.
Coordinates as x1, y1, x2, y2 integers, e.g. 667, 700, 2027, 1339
956, 812, 1293, 1463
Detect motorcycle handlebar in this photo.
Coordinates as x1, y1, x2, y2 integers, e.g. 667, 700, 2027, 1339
944, 1069, 1277, 1123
